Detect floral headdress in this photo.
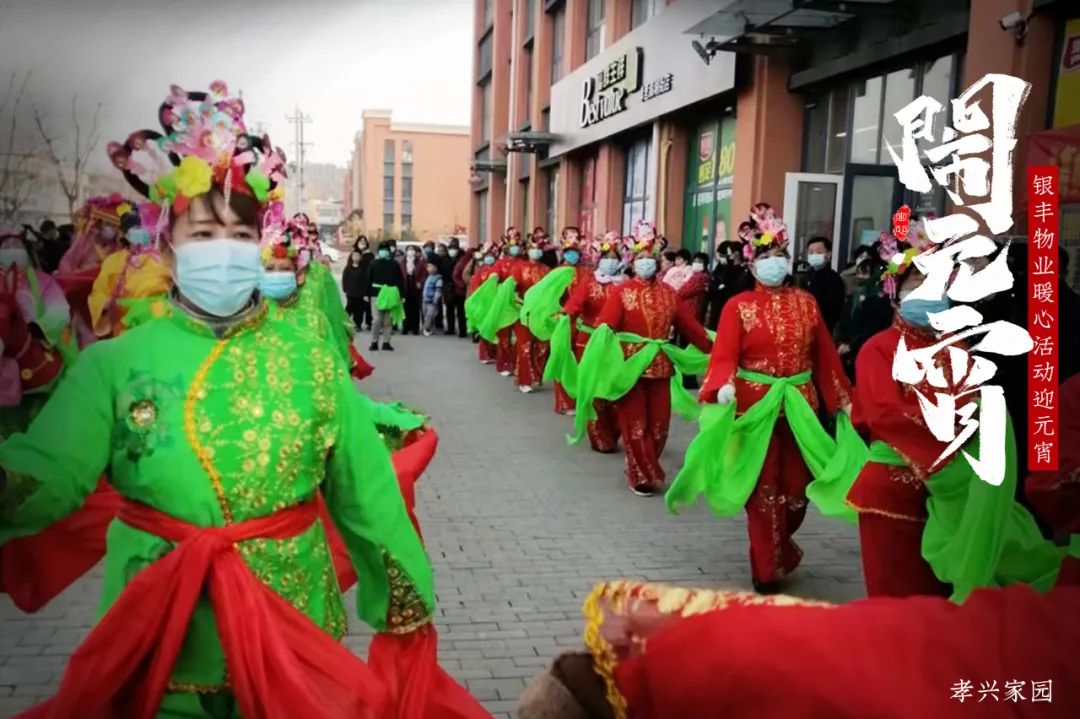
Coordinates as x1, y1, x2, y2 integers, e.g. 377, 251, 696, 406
740, 203, 788, 260
77, 194, 133, 230
588, 230, 622, 261
559, 226, 581, 250
502, 226, 522, 247
106, 81, 287, 225
259, 202, 306, 269
626, 220, 664, 258
879, 216, 935, 299
526, 226, 550, 249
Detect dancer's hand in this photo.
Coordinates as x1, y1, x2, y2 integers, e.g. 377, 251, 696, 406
840, 403, 852, 416
716, 384, 736, 406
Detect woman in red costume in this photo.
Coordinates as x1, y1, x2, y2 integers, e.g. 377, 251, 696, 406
560, 231, 627, 452
510, 227, 551, 393
692, 204, 852, 593
552, 226, 588, 415
516, 579, 1080, 719
491, 227, 524, 376
596, 222, 711, 495
845, 232, 956, 598
467, 242, 500, 365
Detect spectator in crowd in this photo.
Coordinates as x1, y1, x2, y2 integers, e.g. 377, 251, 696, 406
658, 249, 678, 283
400, 243, 427, 335
834, 246, 890, 382
441, 239, 465, 336
706, 241, 753, 330
353, 235, 370, 254
803, 236, 846, 332
662, 248, 695, 291
449, 239, 471, 338
368, 239, 405, 351
422, 260, 444, 336
674, 251, 711, 389
840, 244, 874, 296
341, 249, 372, 331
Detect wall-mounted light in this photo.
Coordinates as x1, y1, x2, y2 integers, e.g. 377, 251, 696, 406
692, 38, 721, 66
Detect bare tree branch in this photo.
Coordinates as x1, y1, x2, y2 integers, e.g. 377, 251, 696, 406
0, 71, 36, 223
31, 90, 102, 222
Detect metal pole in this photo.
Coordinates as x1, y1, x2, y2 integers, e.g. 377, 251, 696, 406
285, 106, 313, 215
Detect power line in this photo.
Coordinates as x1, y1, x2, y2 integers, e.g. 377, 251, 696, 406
285, 106, 313, 212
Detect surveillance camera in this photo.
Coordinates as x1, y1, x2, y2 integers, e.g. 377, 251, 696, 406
692, 40, 713, 66
999, 11, 1023, 30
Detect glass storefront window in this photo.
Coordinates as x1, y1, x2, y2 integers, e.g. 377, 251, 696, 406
546, 167, 558, 233
880, 67, 916, 162
918, 55, 954, 156
850, 76, 882, 164
803, 97, 828, 173
826, 85, 849, 173
477, 190, 488, 247
622, 137, 651, 233
579, 153, 597, 239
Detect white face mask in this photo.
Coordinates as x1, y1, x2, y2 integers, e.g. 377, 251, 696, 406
0, 247, 30, 269
174, 238, 262, 317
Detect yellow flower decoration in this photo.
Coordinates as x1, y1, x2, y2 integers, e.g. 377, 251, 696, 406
117, 203, 133, 217
174, 156, 213, 199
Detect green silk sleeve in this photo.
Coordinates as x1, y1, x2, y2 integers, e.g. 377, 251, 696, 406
519, 266, 575, 342
0, 342, 113, 542
313, 264, 356, 363
323, 376, 435, 633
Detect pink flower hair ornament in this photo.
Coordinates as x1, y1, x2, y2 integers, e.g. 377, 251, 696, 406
740, 203, 788, 260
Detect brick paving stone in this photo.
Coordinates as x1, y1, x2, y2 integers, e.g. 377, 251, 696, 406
0, 332, 865, 716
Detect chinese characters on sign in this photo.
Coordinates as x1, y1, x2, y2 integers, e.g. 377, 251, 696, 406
1028, 166, 1059, 470
950, 679, 1052, 703
888, 74, 1034, 486
580, 48, 643, 128
641, 73, 673, 102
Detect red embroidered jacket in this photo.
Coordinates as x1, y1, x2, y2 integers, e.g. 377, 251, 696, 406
563, 270, 622, 354
846, 318, 960, 521
597, 278, 712, 379
700, 285, 851, 414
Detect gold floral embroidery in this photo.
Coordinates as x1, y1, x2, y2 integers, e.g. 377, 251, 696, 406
844, 498, 926, 523
384, 552, 432, 634
737, 300, 760, 332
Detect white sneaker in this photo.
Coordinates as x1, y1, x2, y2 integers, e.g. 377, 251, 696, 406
423, 329, 433, 337
499, 370, 512, 377
518, 385, 534, 394
630, 485, 656, 497
566, 409, 576, 417
480, 359, 494, 365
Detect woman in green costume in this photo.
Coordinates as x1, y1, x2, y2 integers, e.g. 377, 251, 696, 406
0, 82, 486, 719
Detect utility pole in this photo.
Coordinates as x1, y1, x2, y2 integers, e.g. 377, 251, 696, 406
285, 106, 312, 214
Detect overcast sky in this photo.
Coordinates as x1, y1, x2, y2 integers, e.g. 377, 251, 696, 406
0, 0, 472, 169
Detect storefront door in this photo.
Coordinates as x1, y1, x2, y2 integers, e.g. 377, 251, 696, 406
782, 173, 843, 270
838, 163, 904, 264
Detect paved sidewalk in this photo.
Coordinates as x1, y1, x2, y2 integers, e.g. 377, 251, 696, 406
0, 331, 865, 718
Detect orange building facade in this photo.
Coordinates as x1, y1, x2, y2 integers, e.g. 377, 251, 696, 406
470, 0, 1076, 275
345, 109, 471, 242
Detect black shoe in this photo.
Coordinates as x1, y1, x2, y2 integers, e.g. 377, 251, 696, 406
369, 342, 379, 351
382, 343, 394, 351
458, 333, 468, 339
752, 579, 781, 595
472, 335, 480, 344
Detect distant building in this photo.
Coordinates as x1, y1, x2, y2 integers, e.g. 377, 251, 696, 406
344, 110, 471, 242
306, 198, 344, 239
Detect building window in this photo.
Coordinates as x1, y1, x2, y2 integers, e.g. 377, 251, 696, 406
545, 167, 558, 234
478, 31, 493, 79
578, 153, 597, 239
586, 0, 605, 60
402, 140, 413, 164
477, 190, 489, 248
551, 6, 565, 83
850, 76, 882, 165
524, 0, 535, 41
622, 137, 652, 233
383, 141, 394, 233
523, 48, 533, 124
383, 214, 394, 233
630, 0, 656, 30
383, 139, 395, 166
480, 80, 492, 144
483, 0, 493, 29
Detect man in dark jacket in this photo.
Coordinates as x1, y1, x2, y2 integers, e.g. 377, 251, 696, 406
440, 239, 467, 336
367, 240, 405, 351
449, 239, 471, 338
803, 236, 846, 333
706, 241, 753, 330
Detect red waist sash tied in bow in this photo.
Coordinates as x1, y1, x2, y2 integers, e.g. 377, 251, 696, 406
17, 500, 388, 719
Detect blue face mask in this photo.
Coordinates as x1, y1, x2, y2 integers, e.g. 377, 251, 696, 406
378, 249, 390, 259
634, 258, 658, 280
899, 296, 950, 329
174, 238, 262, 317
508, 245, 522, 257
753, 256, 788, 287
483, 255, 496, 266
0, 248, 30, 269
806, 253, 826, 269
128, 229, 152, 247
563, 250, 581, 265
260, 270, 298, 301
598, 258, 621, 276
527, 248, 544, 261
